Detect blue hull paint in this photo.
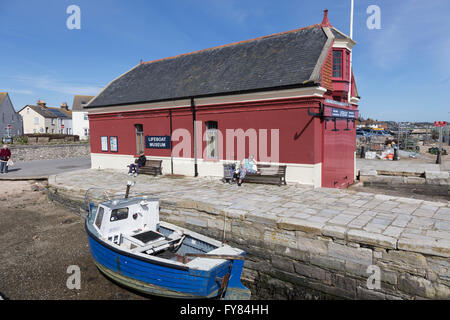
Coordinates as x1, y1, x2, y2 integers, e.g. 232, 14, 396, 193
87, 233, 232, 298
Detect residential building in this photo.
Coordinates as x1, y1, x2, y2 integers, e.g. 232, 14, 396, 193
85, 10, 360, 188
19, 100, 72, 134
72, 95, 94, 140
0, 92, 23, 138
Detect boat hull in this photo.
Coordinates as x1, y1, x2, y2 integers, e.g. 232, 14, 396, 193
86, 226, 250, 299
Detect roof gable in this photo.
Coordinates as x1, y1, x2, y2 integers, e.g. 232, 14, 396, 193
88, 25, 329, 108
72, 95, 94, 111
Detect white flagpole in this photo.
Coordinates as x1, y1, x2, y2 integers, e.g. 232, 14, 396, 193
348, 0, 354, 103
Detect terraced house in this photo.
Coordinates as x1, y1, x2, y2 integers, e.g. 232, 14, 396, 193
86, 10, 360, 188
19, 100, 72, 135
72, 95, 94, 140
0, 92, 23, 139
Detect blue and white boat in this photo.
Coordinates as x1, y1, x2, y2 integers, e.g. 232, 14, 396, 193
84, 186, 251, 299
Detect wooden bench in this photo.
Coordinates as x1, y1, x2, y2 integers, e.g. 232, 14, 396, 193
243, 164, 287, 186
138, 159, 163, 176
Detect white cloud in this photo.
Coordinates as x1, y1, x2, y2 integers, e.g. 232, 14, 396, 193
2, 89, 34, 95
12, 75, 102, 96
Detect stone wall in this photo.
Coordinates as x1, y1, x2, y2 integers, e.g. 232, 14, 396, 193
46, 181, 450, 300
9, 143, 90, 162
359, 170, 449, 198
156, 201, 450, 300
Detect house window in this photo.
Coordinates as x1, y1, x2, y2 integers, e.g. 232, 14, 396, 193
84, 113, 88, 121
205, 121, 218, 159
51, 118, 55, 125
34, 117, 39, 125
84, 128, 89, 136
135, 124, 144, 155
332, 50, 343, 78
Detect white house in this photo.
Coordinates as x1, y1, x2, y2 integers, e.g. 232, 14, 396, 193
72, 95, 94, 140
18, 100, 72, 134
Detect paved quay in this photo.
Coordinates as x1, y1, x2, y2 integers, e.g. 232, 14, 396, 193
49, 169, 450, 257
48, 169, 450, 299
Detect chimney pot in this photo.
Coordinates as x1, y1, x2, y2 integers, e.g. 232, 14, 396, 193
60, 102, 69, 110
321, 9, 332, 27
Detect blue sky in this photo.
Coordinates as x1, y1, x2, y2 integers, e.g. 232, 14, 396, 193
0, 0, 449, 122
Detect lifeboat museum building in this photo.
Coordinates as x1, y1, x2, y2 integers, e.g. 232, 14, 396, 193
86, 11, 360, 188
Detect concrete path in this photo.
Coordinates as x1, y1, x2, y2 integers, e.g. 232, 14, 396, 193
48, 169, 450, 259
0, 157, 91, 180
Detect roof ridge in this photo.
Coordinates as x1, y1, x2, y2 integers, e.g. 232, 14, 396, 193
142, 24, 322, 66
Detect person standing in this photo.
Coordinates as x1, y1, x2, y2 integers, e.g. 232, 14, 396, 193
0, 145, 12, 174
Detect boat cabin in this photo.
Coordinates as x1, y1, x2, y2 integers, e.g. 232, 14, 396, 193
93, 196, 168, 245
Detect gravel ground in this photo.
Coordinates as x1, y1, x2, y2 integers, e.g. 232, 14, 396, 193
0, 180, 146, 300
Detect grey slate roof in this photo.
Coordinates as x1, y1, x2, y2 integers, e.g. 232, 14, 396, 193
87, 25, 328, 108
21, 105, 71, 119
72, 95, 94, 111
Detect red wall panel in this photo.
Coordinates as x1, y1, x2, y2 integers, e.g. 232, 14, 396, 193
89, 98, 323, 165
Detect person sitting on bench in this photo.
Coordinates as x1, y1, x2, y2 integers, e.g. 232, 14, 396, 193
128, 152, 146, 176
237, 155, 258, 186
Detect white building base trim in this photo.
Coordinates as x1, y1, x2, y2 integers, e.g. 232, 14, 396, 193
91, 153, 135, 170
90, 153, 322, 187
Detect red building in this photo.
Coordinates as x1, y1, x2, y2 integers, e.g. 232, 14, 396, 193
86, 10, 359, 188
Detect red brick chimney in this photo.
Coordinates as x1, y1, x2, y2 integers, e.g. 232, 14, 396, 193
321, 9, 332, 27
60, 102, 69, 111
37, 100, 46, 107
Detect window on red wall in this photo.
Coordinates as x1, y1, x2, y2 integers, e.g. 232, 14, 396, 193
135, 124, 144, 155
345, 51, 350, 80
332, 49, 351, 81
205, 121, 218, 160
332, 50, 342, 78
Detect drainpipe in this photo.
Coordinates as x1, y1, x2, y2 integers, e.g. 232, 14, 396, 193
191, 98, 198, 177
169, 109, 173, 174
